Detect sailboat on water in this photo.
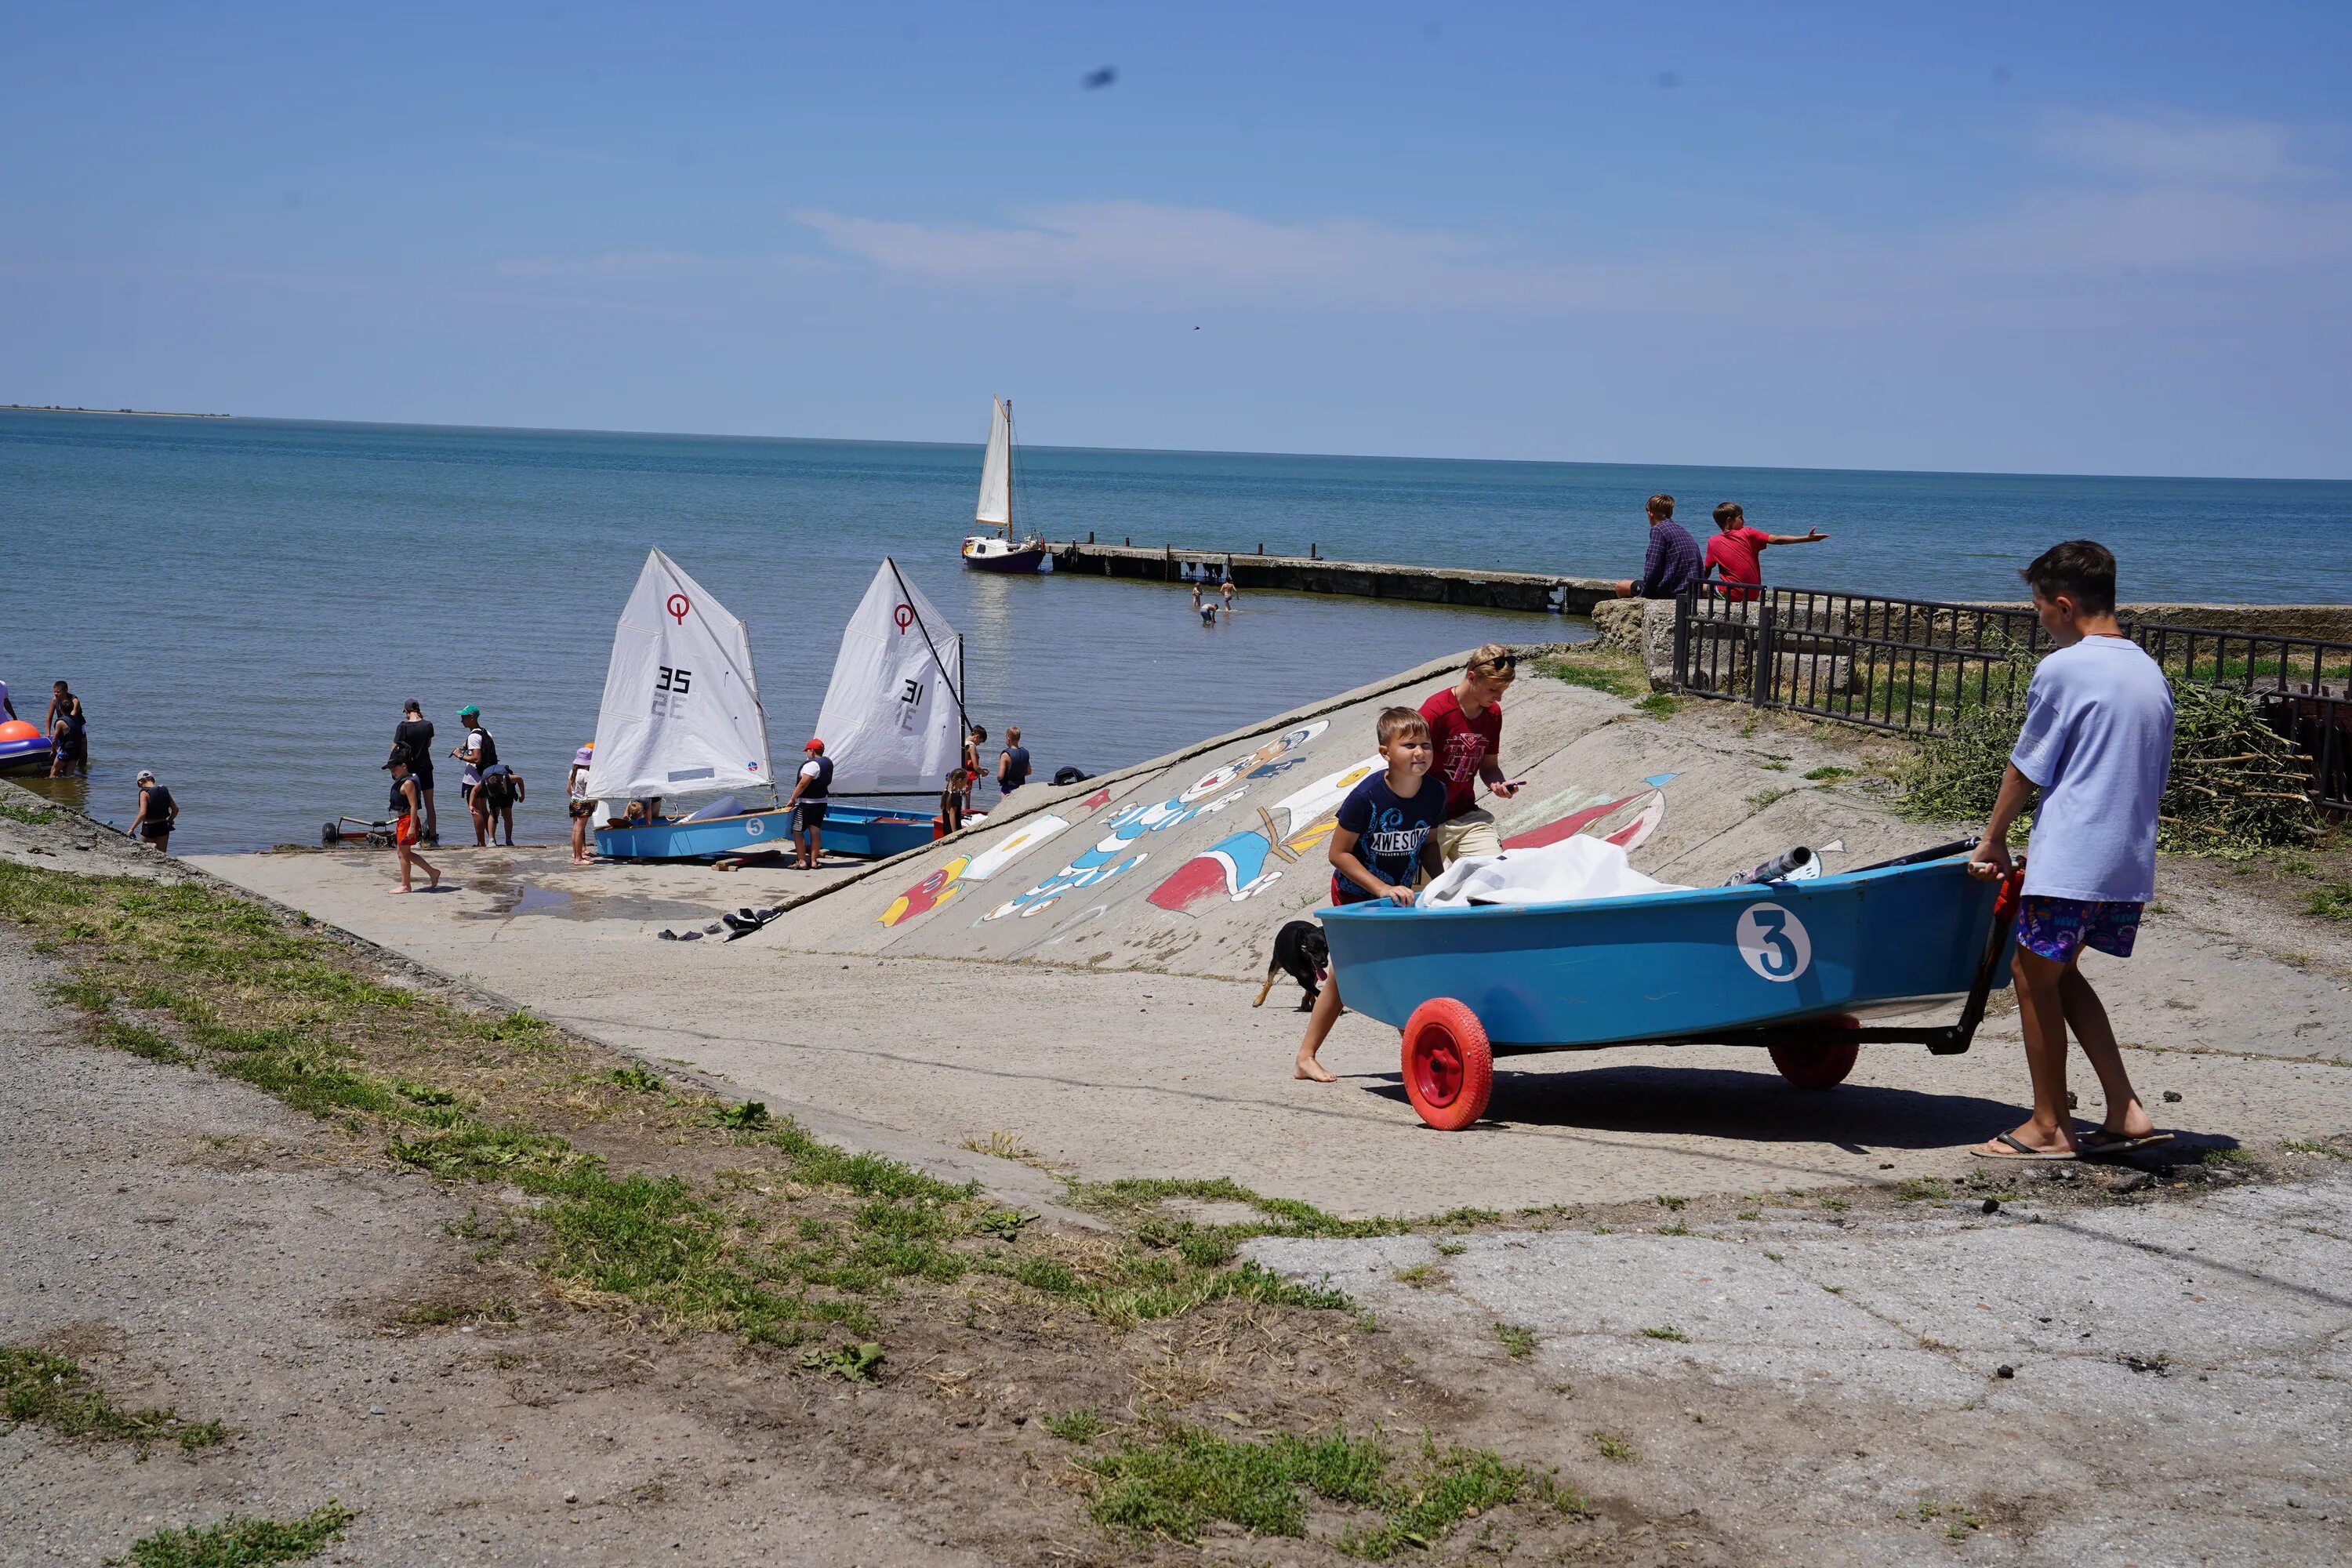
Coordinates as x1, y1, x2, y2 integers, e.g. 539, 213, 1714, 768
960, 396, 1051, 573
586, 550, 953, 862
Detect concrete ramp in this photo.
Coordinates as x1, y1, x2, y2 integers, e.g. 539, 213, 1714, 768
780, 650, 1950, 978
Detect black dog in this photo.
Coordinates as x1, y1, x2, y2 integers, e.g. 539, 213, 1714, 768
1254, 920, 1330, 1011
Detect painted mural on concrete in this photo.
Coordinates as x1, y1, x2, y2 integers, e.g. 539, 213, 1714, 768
878, 813, 1076, 927
978, 721, 1330, 924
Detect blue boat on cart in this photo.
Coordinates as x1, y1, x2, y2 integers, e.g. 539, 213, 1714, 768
0, 720, 55, 775
596, 801, 935, 863
1319, 846, 2020, 1130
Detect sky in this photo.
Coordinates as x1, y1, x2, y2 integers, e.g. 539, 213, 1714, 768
4, 2, 2349, 477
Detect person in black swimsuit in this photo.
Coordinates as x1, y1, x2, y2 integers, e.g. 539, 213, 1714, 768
385, 751, 441, 893
393, 699, 437, 843
46, 682, 88, 779
129, 770, 177, 851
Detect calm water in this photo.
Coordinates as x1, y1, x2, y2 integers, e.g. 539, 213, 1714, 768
5, 412, 2349, 853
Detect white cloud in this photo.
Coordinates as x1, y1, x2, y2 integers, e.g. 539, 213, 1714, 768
2038, 112, 2319, 187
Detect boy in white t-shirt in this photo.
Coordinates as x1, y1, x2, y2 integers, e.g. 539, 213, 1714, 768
1968, 541, 2175, 1161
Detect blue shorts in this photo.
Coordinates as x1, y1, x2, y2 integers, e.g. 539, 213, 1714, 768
2016, 896, 2143, 963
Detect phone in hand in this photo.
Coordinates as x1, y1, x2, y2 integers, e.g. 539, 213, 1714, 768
1496, 778, 1529, 793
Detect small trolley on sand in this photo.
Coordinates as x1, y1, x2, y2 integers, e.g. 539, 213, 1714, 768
1318, 844, 2022, 1131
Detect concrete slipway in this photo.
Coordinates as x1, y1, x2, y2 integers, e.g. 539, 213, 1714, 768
191, 649, 2352, 1221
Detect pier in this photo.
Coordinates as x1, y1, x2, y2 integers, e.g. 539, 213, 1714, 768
1052, 539, 1615, 614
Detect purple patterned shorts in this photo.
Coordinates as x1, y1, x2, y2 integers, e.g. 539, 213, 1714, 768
2015, 896, 2143, 963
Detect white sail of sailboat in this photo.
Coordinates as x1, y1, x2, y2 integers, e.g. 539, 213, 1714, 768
583, 549, 771, 801
813, 558, 967, 794
975, 396, 1011, 530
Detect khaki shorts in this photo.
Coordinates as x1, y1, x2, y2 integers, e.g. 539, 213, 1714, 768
1436, 809, 1502, 862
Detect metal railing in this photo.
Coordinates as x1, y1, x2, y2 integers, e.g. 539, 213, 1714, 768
1671, 587, 2352, 811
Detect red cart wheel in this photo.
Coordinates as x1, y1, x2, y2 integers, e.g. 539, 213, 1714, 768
1401, 998, 1494, 1131
1766, 1014, 1861, 1090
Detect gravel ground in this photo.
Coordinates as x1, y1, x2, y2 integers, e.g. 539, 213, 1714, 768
0, 927, 988, 1568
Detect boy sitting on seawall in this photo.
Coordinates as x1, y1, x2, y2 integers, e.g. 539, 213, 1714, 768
1968, 539, 2174, 1160
1295, 706, 1448, 1083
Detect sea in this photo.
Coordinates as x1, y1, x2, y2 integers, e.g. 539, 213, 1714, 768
6, 411, 2350, 855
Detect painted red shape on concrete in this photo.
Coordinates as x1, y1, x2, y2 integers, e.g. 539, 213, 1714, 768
1501, 792, 1642, 851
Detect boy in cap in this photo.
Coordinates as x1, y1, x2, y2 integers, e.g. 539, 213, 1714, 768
787, 738, 832, 869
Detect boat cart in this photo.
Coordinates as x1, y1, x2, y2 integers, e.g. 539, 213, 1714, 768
1316, 844, 2024, 1131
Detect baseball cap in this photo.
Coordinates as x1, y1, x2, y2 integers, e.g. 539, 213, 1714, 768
804, 738, 824, 751
457, 704, 481, 720
136, 769, 156, 784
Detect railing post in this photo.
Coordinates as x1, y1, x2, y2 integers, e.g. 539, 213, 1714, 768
1750, 598, 1777, 709
1672, 594, 1692, 690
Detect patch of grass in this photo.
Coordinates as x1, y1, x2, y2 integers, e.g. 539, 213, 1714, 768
1081, 1425, 1560, 1555
1529, 649, 1648, 702
98, 1014, 186, 1064
1634, 692, 1680, 719
1653, 1194, 1687, 1211
1494, 1323, 1537, 1359
1393, 1263, 1439, 1288
2, 1346, 227, 1456
1736, 1209, 1762, 1221
108, 1503, 354, 1567
604, 1065, 665, 1093
1803, 765, 1855, 782
2282, 1138, 2350, 1161
1434, 1239, 1467, 1257
1044, 1406, 1106, 1443
1819, 1197, 1851, 1211
714, 1099, 771, 1131
393, 1080, 459, 1107
799, 1341, 885, 1381
1590, 1431, 1637, 1463
2199, 1145, 2253, 1164
1744, 787, 1793, 812
0, 797, 58, 826
2307, 882, 2352, 922
1913, 1500, 1983, 1538
1656, 1222, 1692, 1237
1893, 1178, 1949, 1203
1639, 1326, 1689, 1342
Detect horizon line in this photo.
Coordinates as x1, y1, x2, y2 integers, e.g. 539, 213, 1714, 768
5, 404, 2347, 488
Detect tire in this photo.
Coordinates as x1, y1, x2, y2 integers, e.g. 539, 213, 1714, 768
1766, 1014, 1862, 1090
1401, 998, 1494, 1131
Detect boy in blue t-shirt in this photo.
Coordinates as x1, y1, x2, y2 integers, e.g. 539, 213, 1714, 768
1295, 706, 1449, 1083
1968, 540, 2175, 1160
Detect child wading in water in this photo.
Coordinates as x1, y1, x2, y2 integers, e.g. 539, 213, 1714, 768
1969, 539, 2174, 1160
1295, 706, 1447, 1083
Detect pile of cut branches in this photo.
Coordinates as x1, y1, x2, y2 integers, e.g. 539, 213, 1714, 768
2158, 681, 2318, 857
1903, 666, 2318, 858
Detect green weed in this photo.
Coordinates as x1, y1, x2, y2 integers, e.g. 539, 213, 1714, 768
0, 797, 58, 826
2307, 882, 2352, 922
1745, 787, 1793, 812
1640, 1326, 1690, 1342
1803, 766, 1855, 782
109, 1502, 353, 1567
2, 1346, 227, 1456
715, 1100, 771, 1130
1044, 1407, 1106, 1443
1590, 1431, 1638, 1463
1495, 1323, 1538, 1359
605, 1065, 665, 1093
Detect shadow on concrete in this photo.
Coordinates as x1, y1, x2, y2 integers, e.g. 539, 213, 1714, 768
1363, 1060, 2023, 1150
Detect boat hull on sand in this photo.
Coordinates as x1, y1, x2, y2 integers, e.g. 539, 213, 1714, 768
596, 803, 935, 862
1319, 856, 2009, 1052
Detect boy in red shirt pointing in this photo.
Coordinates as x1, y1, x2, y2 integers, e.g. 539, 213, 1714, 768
1702, 503, 1828, 603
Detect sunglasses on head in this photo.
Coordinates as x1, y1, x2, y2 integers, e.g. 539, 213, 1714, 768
1475, 656, 1518, 677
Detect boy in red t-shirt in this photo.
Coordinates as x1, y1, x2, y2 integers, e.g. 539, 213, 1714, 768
1701, 502, 1828, 602
1416, 645, 1524, 862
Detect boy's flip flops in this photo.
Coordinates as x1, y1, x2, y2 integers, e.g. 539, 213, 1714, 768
1973, 1132, 2076, 1161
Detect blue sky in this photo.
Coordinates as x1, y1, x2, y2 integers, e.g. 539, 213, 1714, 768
5, 2, 2348, 476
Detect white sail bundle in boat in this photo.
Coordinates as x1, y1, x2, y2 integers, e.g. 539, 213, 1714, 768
975, 396, 1011, 528
583, 550, 772, 801
814, 559, 966, 794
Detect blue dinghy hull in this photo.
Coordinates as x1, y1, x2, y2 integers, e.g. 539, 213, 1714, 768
595, 803, 935, 862
1319, 856, 2009, 1053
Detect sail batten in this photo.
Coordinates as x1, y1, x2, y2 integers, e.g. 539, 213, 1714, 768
974, 396, 1011, 529
814, 559, 966, 795
583, 550, 772, 802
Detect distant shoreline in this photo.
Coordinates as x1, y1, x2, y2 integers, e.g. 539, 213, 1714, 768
5, 405, 230, 419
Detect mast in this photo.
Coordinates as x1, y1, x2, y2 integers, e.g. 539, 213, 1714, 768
1003, 397, 1015, 540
